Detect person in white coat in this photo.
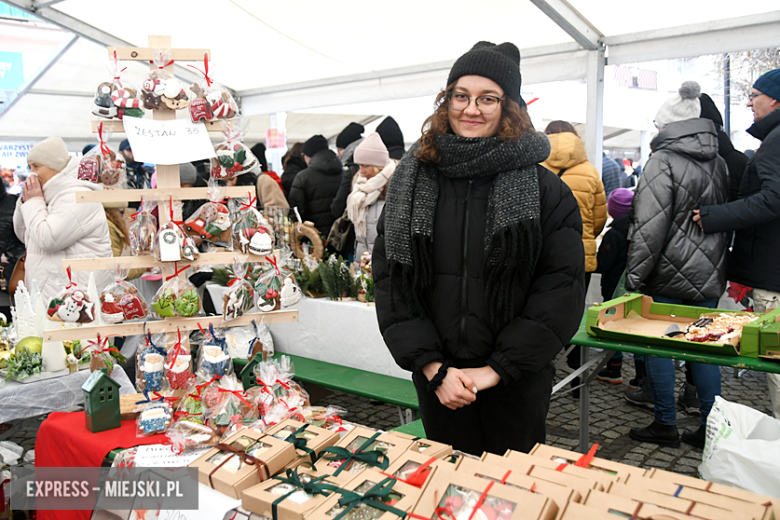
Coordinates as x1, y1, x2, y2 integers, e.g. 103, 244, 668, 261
346, 133, 397, 260
13, 137, 112, 303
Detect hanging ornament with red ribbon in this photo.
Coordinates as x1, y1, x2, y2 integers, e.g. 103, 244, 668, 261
46, 268, 96, 324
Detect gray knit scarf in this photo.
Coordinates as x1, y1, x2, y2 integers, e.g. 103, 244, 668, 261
384, 130, 551, 328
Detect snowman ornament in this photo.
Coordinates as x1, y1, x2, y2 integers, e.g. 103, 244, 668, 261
57, 290, 93, 322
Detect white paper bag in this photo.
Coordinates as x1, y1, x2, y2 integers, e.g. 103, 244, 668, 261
699, 395, 780, 498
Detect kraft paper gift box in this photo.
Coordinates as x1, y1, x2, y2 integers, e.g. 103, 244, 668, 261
412, 466, 557, 520
623, 474, 774, 520
645, 468, 779, 518
307, 468, 422, 520
314, 426, 413, 478
385, 431, 453, 459
607, 482, 740, 520
240, 465, 350, 520
457, 457, 578, 520
484, 452, 606, 496
558, 499, 699, 520
189, 427, 297, 499
267, 419, 340, 470
581, 489, 705, 520
528, 443, 647, 483
384, 451, 460, 489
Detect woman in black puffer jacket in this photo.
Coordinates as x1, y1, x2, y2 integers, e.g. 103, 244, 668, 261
373, 41, 585, 455
0, 176, 26, 311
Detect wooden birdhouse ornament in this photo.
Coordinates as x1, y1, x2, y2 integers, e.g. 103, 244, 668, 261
82, 367, 121, 433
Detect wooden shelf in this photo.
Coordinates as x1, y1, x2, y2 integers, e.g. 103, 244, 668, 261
63, 251, 271, 272
75, 185, 257, 203
109, 46, 211, 62
91, 119, 230, 134
43, 309, 298, 342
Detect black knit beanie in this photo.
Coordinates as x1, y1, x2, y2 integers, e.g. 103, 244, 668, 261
447, 41, 522, 104
336, 122, 364, 149
302, 134, 329, 157
699, 93, 724, 128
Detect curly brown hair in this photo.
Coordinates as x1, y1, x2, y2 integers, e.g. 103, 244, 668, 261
415, 83, 535, 163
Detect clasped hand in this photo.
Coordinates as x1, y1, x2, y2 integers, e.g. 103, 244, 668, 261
423, 362, 500, 410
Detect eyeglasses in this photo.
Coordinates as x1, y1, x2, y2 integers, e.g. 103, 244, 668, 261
748, 92, 763, 100
448, 92, 503, 115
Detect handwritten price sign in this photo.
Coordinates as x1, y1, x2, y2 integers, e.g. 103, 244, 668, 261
122, 117, 216, 165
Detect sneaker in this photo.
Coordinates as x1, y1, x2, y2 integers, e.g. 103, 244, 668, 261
677, 381, 701, 416
624, 377, 654, 408
596, 362, 623, 384
629, 420, 680, 448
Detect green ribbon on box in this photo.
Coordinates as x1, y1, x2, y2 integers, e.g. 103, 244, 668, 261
333, 477, 407, 520
270, 464, 342, 520
284, 424, 318, 464
320, 432, 389, 477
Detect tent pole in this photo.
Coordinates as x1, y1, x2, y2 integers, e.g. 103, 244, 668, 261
585, 46, 605, 174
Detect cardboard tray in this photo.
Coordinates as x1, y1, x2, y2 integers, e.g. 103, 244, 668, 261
585, 293, 779, 357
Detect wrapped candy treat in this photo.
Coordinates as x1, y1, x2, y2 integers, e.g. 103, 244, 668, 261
165, 331, 194, 390
250, 360, 280, 417
196, 324, 231, 380
255, 259, 283, 312
81, 334, 122, 375
128, 200, 158, 256
156, 198, 199, 262
78, 123, 126, 189
100, 267, 149, 323
167, 417, 221, 452
136, 333, 168, 393
188, 54, 238, 122
136, 400, 173, 436
141, 48, 190, 111
275, 356, 310, 406
47, 269, 95, 323
208, 375, 257, 438
184, 181, 231, 246
210, 121, 259, 180
92, 50, 144, 120
302, 405, 348, 433
223, 260, 254, 322
151, 266, 201, 318
230, 193, 275, 255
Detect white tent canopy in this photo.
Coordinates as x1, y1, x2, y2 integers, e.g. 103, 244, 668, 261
1, 0, 780, 164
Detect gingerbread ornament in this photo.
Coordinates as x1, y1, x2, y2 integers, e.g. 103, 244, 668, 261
47, 270, 95, 323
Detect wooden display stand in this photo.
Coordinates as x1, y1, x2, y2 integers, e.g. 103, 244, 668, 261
46, 35, 298, 353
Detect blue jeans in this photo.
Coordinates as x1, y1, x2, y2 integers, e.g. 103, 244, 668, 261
644, 294, 721, 426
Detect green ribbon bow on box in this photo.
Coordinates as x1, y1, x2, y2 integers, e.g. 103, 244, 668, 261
283, 424, 318, 464
333, 477, 407, 520
271, 464, 341, 520
320, 432, 389, 477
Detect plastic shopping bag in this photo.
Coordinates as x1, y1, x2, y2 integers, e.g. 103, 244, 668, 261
699, 395, 780, 498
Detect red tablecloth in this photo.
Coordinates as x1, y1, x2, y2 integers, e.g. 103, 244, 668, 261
35, 411, 167, 520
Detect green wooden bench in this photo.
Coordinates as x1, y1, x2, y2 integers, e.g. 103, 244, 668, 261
234, 353, 419, 422
391, 418, 426, 438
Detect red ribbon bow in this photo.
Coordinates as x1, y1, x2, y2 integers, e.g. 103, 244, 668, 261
187, 53, 213, 87
97, 122, 111, 157
196, 374, 221, 394
168, 329, 185, 368
165, 262, 191, 281
239, 191, 257, 211
265, 255, 281, 276
65, 266, 76, 289
218, 388, 252, 408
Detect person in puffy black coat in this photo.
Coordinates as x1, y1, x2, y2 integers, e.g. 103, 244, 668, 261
288, 135, 343, 236
281, 142, 306, 198
373, 42, 585, 455
0, 177, 24, 310
626, 81, 729, 450
698, 93, 749, 202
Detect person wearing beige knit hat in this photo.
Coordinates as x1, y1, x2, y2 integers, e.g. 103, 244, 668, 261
347, 132, 396, 260
14, 136, 112, 302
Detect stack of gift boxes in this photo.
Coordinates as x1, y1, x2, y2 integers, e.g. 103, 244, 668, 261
187, 420, 779, 520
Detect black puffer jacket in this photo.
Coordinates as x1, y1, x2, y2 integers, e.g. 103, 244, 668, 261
0, 182, 24, 269
373, 165, 585, 382
700, 108, 780, 292
281, 156, 306, 198
288, 149, 343, 235
595, 215, 629, 301
626, 118, 729, 300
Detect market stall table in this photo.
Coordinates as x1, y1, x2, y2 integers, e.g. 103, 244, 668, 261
568, 326, 780, 452
0, 366, 135, 424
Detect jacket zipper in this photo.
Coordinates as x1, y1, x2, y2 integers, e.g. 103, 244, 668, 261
460, 180, 473, 343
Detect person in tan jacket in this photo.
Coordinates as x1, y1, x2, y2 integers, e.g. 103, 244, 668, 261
541, 121, 607, 275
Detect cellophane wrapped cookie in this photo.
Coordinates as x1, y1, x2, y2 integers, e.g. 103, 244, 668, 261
136, 332, 169, 393
141, 48, 190, 111
136, 400, 173, 437
128, 200, 158, 256
184, 181, 232, 247
78, 124, 126, 189
224, 322, 273, 360
165, 331, 194, 390
196, 324, 232, 380
47, 270, 95, 323
222, 260, 254, 322
188, 54, 239, 123
101, 267, 149, 323
85, 334, 122, 375
167, 386, 221, 451
151, 270, 201, 318
302, 405, 353, 436
210, 120, 259, 180
155, 199, 199, 262
275, 356, 310, 408
230, 193, 275, 255
92, 51, 144, 120
207, 375, 257, 440
255, 260, 286, 312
